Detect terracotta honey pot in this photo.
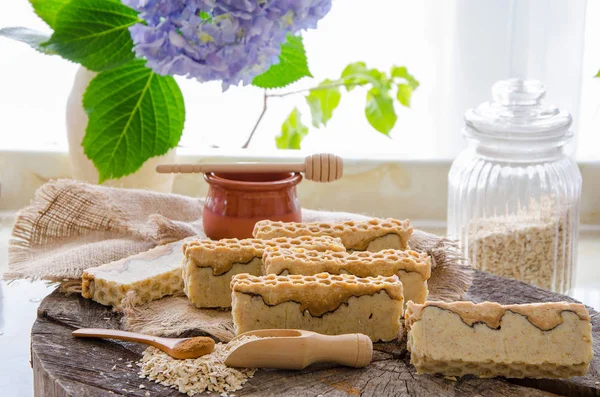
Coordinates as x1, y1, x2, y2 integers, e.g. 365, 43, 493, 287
202, 172, 302, 239
156, 154, 343, 239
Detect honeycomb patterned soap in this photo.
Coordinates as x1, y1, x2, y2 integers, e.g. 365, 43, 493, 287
263, 247, 430, 306
405, 300, 593, 379
231, 273, 404, 342
182, 236, 345, 308
82, 240, 190, 308
253, 218, 413, 252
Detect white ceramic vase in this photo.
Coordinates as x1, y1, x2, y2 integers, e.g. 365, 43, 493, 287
66, 66, 176, 192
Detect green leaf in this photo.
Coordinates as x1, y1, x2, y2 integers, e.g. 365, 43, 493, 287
365, 87, 397, 135
341, 62, 388, 91
276, 108, 309, 149
396, 83, 413, 107
0, 27, 55, 55
340, 62, 369, 91
252, 35, 312, 89
596, 70, 600, 77
390, 66, 419, 89
44, 0, 140, 71
82, 59, 185, 182
29, 0, 70, 28
305, 79, 341, 128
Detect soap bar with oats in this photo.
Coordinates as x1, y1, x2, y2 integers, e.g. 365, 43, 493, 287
231, 273, 404, 342
262, 247, 430, 305
82, 240, 189, 308
405, 300, 593, 379
182, 236, 344, 308
253, 218, 413, 252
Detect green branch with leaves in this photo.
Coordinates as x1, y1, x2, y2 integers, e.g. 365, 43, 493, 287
0, 0, 418, 181
245, 62, 419, 149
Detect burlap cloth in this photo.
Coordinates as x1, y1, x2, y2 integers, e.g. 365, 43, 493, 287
6, 179, 472, 342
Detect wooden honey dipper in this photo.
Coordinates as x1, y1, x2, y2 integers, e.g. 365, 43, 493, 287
156, 153, 343, 183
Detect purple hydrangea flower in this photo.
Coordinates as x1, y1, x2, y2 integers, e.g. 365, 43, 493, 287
123, 0, 332, 90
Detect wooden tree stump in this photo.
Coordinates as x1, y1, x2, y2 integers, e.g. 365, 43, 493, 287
32, 270, 600, 397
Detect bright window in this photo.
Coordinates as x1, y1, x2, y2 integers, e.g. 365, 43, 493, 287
1, 0, 598, 159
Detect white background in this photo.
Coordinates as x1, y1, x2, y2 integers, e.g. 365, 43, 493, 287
0, 0, 599, 159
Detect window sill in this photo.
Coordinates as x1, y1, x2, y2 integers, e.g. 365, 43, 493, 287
0, 148, 599, 227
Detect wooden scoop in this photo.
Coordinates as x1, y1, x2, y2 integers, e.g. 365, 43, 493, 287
72, 328, 215, 360
224, 329, 372, 370
156, 153, 343, 183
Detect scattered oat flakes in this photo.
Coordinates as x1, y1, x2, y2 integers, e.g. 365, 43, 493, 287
127, 364, 133, 368
444, 376, 457, 382
145, 392, 150, 397
138, 336, 259, 396
139, 384, 145, 389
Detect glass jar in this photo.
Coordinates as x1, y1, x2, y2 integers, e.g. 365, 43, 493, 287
447, 79, 582, 294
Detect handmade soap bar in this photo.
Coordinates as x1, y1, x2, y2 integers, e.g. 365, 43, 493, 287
231, 273, 404, 342
405, 301, 593, 378
82, 240, 189, 308
182, 236, 344, 308
253, 218, 413, 251
263, 247, 430, 306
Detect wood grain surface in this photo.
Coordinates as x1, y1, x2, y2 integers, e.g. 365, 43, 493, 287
32, 270, 599, 397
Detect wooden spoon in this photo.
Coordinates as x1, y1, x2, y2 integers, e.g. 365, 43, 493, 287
155, 153, 343, 183
72, 328, 215, 359
224, 329, 372, 370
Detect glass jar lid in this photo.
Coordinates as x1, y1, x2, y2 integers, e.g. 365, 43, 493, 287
464, 79, 573, 148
